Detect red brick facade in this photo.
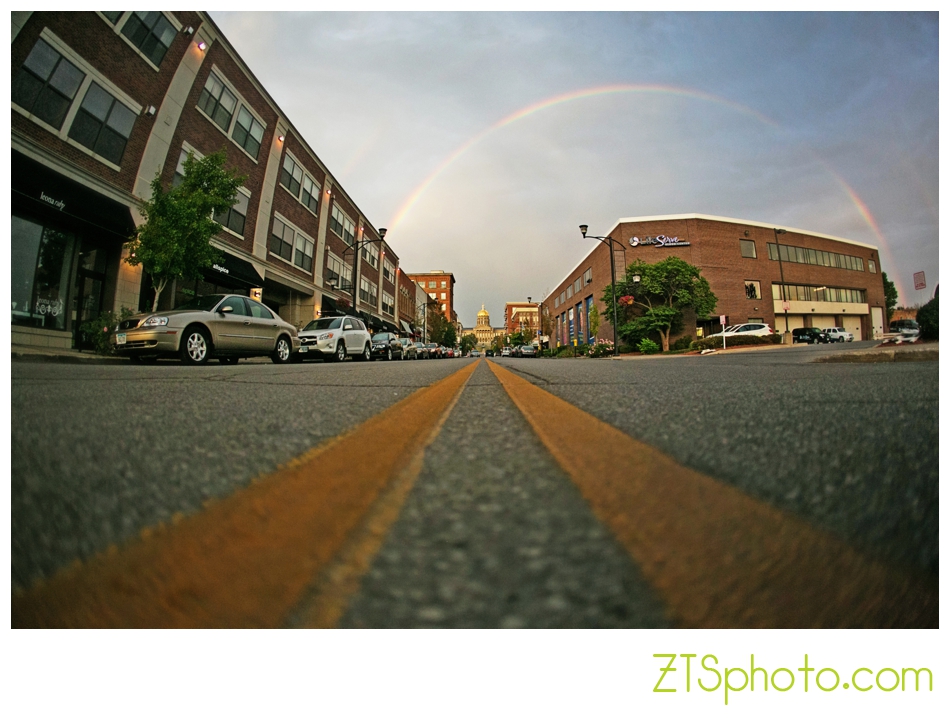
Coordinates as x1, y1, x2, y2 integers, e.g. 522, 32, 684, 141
407, 271, 456, 323
542, 215, 887, 346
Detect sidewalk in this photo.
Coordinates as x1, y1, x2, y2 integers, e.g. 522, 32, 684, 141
10, 344, 272, 364
609, 340, 938, 362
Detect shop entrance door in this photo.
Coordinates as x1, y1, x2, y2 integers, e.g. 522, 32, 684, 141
74, 272, 104, 350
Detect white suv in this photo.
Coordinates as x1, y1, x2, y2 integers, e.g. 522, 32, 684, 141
823, 327, 854, 343
294, 314, 372, 362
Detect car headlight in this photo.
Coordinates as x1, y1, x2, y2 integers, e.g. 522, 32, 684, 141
142, 316, 169, 327
318, 332, 334, 341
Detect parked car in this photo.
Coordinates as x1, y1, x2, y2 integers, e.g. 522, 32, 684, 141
295, 314, 372, 362
413, 341, 430, 359
500, 347, 512, 357
730, 323, 773, 336
112, 293, 299, 365
791, 327, 831, 344
520, 344, 538, 357
371, 332, 403, 360
445, 347, 455, 358
397, 337, 418, 360
705, 324, 742, 339
425, 343, 442, 359
889, 319, 920, 342
823, 327, 854, 343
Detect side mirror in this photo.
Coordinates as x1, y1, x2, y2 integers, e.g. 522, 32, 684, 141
220, 306, 233, 314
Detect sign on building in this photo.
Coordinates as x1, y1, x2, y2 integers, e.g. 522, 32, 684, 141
914, 271, 926, 290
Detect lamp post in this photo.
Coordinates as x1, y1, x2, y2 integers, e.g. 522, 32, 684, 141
336, 227, 386, 302
773, 228, 789, 336
580, 225, 620, 356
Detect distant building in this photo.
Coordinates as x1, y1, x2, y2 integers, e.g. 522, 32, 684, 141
504, 302, 540, 341
406, 271, 455, 323
469, 305, 503, 350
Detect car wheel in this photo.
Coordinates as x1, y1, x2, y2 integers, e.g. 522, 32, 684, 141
361, 344, 372, 362
129, 355, 143, 365
272, 335, 292, 364
220, 356, 239, 365
181, 327, 211, 364
334, 342, 347, 363
386, 348, 393, 361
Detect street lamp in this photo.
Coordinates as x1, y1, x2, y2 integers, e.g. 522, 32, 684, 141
335, 227, 387, 300
580, 224, 621, 356
773, 228, 789, 336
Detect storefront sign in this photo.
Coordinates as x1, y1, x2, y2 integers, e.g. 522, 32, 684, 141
629, 235, 690, 248
212, 263, 229, 275
40, 192, 66, 211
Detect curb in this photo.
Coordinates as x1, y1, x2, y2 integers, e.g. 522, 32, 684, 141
11, 351, 128, 365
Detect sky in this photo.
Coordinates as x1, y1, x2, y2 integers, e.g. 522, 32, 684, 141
210, 11, 939, 327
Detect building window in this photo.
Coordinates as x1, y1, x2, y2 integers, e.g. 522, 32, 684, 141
772, 283, 866, 304
360, 278, 378, 306
767, 242, 865, 272
441, 303, 446, 311
280, 155, 303, 197
294, 233, 314, 272
213, 189, 250, 237
383, 260, 395, 284
429, 293, 436, 300
441, 281, 447, 288
12, 39, 85, 130
198, 71, 237, 132
270, 217, 295, 263
302, 176, 320, 214
67, 82, 137, 165
382, 292, 395, 316
100, 11, 123, 24
744, 280, 761, 300
120, 11, 176, 66
326, 254, 351, 287
12, 214, 78, 332
232, 107, 264, 159
428, 281, 436, 289
574, 279, 581, 294
740, 239, 757, 258
584, 268, 593, 285
440, 292, 446, 300
566, 284, 573, 299
869, 259, 877, 273
361, 244, 379, 269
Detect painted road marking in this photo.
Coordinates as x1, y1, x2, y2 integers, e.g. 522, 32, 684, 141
488, 361, 937, 628
13, 361, 479, 628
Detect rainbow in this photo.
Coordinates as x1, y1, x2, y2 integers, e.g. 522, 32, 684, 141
386, 83, 904, 300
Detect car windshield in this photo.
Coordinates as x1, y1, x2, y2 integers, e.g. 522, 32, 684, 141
372, 333, 389, 341
303, 317, 342, 331
427, 343, 437, 347
173, 294, 226, 312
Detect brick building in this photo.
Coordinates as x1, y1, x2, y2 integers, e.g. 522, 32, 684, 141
406, 270, 457, 328
542, 214, 888, 347
503, 302, 540, 341
11, 11, 405, 351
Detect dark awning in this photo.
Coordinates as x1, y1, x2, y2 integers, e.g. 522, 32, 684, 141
12, 150, 135, 240
207, 250, 265, 287
358, 311, 374, 327
400, 320, 413, 335
370, 315, 387, 331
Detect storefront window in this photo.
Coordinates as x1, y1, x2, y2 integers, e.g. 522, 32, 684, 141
12, 214, 76, 331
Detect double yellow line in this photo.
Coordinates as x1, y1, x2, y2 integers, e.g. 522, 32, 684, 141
14, 359, 936, 627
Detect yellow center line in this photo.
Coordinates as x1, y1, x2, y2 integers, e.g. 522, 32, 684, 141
14, 360, 481, 628
488, 361, 937, 628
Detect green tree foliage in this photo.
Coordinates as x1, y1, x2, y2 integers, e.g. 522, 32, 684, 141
601, 256, 717, 351
426, 300, 454, 346
882, 272, 899, 323
126, 150, 246, 312
588, 304, 600, 341
460, 333, 478, 355
916, 296, 938, 340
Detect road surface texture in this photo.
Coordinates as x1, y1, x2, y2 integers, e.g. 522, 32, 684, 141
10, 343, 938, 627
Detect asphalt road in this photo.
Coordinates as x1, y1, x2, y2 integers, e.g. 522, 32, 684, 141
10, 344, 938, 625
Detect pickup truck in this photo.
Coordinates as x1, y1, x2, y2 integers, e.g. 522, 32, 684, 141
822, 327, 854, 342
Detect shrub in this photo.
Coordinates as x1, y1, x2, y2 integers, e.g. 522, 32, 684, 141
588, 341, 615, 358
79, 307, 136, 355
669, 335, 693, 351
917, 297, 938, 340
637, 338, 660, 354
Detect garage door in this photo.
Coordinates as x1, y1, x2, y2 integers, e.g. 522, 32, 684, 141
776, 315, 804, 333
843, 316, 863, 340
812, 315, 837, 330
871, 307, 884, 339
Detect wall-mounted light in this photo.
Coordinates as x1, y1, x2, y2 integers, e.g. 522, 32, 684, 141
278, 134, 285, 142
326, 189, 331, 195
197, 40, 207, 51
143, 105, 156, 116
183, 26, 195, 35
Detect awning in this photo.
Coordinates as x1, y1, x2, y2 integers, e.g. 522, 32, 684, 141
358, 311, 374, 327
206, 250, 265, 287
400, 320, 413, 335
321, 295, 346, 316
370, 315, 387, 331
12, 150, 135, 240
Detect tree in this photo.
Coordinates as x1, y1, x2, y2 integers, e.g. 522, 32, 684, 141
601, 256, 717, 352
882, 272, 899, 323
588, 304, 600, 342
426, 300, 454, 345
917, 296, 938, 340
125, 150, 246, 312
460, 333, 477, 356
